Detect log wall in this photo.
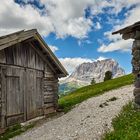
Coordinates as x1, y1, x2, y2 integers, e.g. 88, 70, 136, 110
43, 64, 59, 115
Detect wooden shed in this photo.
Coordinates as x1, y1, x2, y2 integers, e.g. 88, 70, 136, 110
0, 29, 68, 128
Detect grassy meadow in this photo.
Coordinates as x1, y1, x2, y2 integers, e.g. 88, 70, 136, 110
103, 102, 140, 140
59, 74, 134, 112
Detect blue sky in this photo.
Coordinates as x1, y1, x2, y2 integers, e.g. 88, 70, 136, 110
1, 0, 140, 74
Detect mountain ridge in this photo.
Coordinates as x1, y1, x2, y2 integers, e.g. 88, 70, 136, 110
59, 59, 125, 95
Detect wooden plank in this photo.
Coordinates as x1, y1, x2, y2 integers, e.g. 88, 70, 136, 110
44, 103, 54, 108
5, 67, 24, 126
13, 44, 22, 66
26, 69, 44, 120
5, 47, 14, 64
44, 96, 54, 103
6, 76, 21, 115
27, 46, 35, 69
44, 107, 55, 115
7, 114, 24, 126
0, 35, 34, 51
0, 50, 6, 63
1, 67, 6, 128
20, 43, 28, 67
35, 53, 44, 71
30, 43, 56, 74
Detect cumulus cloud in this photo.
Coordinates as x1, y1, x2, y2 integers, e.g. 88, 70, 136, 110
98, 2, 140, 53
1, 0, 139, 39
98, 39, 133, 52
0, 0, 93, 38
49, 45, 59, 53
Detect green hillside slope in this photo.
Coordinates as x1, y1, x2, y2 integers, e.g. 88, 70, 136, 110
59, 82, 82, 96
59, 74, 134, 112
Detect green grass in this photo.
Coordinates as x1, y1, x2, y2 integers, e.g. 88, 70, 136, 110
103, 102, 140, 140
0, 123, 35, 140
59, 74, 134, 112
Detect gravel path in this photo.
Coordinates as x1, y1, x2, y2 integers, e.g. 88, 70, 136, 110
12, 85, 134, 140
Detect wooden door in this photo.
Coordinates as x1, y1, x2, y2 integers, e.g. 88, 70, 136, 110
26, 69, 44, 120
1, 66, 44, 126
5, 67, 25, 126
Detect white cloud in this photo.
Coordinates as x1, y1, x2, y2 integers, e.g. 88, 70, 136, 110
98, 2, 140, 53
49, 45, 59, 53
59, 57, 108, 74
95, 22, 102, 30
59, 57, 94, 74
1, 0, 139, 39
0, 0, 93, 38
96, 56, 107, 61
98, 30, 133, 52
98, 39, 133, 52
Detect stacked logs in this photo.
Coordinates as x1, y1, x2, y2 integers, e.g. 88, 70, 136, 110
132, 40, 140, 106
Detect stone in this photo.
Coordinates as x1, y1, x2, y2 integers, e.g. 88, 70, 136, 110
134, 80, 140, 88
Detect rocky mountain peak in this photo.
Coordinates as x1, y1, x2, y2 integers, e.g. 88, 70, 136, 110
63, 59, 125, 86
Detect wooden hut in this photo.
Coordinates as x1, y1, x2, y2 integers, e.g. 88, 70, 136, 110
113, 21, 140, 107
0, 29, 68, 128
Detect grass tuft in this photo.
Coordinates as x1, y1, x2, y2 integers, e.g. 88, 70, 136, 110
103, 102, 140, 140
0, 123, 35, 140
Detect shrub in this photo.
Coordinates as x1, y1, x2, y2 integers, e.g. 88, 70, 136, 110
104, 71, 112, 81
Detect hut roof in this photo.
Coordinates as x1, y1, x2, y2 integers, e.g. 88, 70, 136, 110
0, 29, 68, 77
112, 21, 140, 35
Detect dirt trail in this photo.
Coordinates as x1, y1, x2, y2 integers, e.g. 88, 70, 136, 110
12, 85, 134, 140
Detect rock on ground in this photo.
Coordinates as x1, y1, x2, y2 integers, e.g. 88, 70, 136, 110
12, 85, 134, 140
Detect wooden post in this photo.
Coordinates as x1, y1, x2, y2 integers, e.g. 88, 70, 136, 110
132, 40, 140, 108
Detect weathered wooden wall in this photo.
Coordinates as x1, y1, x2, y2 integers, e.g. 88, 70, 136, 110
0, 67, 2, 127
43, 64, 59, 115
0, 42, 59, 128
0, 43, 44, 70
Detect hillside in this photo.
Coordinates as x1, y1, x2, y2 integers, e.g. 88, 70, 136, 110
59, 59, 125, 95
59, 82, 81, 96
59, 74, 134, 112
